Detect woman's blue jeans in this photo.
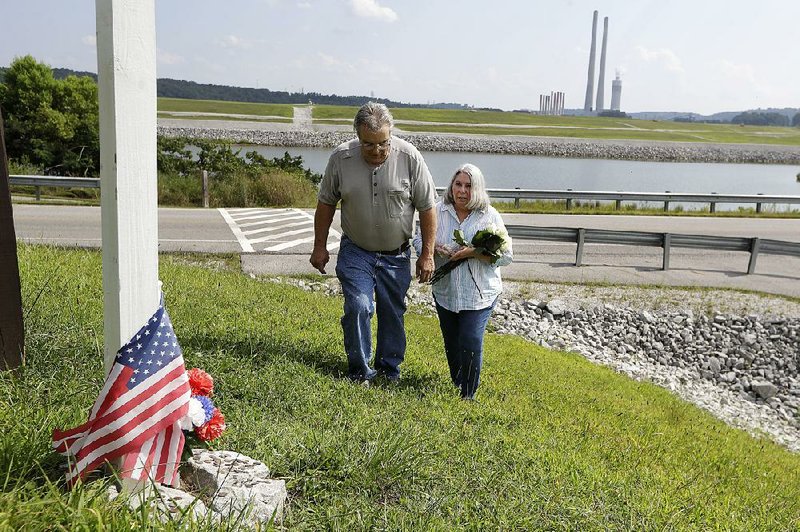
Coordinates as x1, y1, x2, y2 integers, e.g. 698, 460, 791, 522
434, 298, 496, 399
335, 236, 411, 380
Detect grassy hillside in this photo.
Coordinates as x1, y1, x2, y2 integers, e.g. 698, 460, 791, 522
156, 98, 800, 146
2, 245, 798, 529
158, 97, 295, 118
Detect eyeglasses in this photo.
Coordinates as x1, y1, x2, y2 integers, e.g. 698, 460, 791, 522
360, 138, 391, 151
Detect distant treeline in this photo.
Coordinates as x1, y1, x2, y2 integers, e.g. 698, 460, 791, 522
730, 111, 798, 127
157, 77, 416, 108
672, 111, 800, 127
2, 65, 475, 110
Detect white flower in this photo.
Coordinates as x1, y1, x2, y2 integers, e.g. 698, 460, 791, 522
179, 397, 207, 430
498, 228, 510, 252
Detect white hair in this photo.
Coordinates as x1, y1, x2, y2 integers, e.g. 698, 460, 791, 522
443, 163, 490, 211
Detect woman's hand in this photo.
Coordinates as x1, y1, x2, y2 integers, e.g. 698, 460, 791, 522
450, 246, 491, 263
435, 243, 455, 258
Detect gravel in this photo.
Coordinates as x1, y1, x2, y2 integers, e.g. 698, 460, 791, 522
159, 125, 800, 165
261, 275, 800, 453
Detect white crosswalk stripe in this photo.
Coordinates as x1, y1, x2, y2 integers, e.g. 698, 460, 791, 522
218, 207, 341, 253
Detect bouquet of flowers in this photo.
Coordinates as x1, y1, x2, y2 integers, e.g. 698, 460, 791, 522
179, 368, 226, 458
429, 224, 510, 285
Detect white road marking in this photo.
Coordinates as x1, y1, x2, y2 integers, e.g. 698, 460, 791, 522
242, 220, 311, 236
219, 208, 341, 252
265, 236, 315, 251
218, 208, 254, 252
238, 214, 307, 228
249, 227, 313, 244
232, 211, 300, 223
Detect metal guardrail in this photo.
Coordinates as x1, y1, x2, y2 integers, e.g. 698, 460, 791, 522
11, 174, 799, 274
506, 225, 800, 275
10, 177, 800, 213
9, 175, 100, 201
436, 187, 800, 213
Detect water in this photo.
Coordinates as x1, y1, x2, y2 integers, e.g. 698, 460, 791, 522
240, 145, 800, 211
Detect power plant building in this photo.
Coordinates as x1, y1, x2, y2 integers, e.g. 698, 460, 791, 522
539, 91, 565, 115
611, 74, 622, 111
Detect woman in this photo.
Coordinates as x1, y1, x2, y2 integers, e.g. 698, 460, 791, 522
414, 163, 513, 400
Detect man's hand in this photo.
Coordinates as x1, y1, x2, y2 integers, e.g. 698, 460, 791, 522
310, 246, 330, 274
416, 253, 434, 283
310, 201, 336, 274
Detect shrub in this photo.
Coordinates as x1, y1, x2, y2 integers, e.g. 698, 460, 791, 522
207, 168, 317, 208
158, 172, 203, 207
250, 169, 318, 207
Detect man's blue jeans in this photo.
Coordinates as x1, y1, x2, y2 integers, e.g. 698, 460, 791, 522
335, 236, 411, 380
434, 298, 496, 399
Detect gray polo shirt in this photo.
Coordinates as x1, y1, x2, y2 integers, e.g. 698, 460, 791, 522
318, 136, 436, 252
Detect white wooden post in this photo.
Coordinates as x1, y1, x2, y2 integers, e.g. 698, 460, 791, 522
96, 0, 159, 375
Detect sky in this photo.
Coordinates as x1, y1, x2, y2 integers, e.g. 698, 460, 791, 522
2, 0, 798, 115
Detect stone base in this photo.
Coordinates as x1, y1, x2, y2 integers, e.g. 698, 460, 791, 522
108, 450, 286, 527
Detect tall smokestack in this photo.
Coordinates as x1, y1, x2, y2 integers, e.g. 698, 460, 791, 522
583, 10, 598, 112
596, 16, 609, 112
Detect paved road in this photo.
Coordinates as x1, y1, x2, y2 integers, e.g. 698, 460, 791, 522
12, 203, 800, 297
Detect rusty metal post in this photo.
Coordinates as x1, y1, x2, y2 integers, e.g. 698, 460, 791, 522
0, 109, 25, 370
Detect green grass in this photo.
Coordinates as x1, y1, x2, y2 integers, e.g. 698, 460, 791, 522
492, 199, 800, 218
309, 104, 800, 146
3, 245, 799, 530
158, 112, 294, 123
157, 98, 296, 118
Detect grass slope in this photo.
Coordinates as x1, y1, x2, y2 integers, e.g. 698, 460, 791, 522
1, 245, 798, 530
157, 98, 295, 118
156, 98, 800, 146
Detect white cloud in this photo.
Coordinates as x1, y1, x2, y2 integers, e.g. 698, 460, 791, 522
157, 49, 184, 66
349, 0, 398, 22
317, 52, 356, 72
636, 46, 684, 73
81, 35, 96, 47
720, 60, 757, 84
215, 35, 252, 49
297, 1, 311, 8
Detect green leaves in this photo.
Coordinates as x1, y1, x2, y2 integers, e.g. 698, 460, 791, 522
0, 56, 99, 176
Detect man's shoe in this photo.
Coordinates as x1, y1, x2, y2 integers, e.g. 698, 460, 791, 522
348, 373, 375, 387
376, 369, 400, 385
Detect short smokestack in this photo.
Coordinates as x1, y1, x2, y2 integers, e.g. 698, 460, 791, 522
611, 73, 622, 111
583, 10, 598, 112
596, 16, 609, 112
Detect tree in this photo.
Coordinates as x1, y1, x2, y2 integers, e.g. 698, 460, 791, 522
0, 56, 99, 176
731, 111, 789, 127
792, 112, 800, 128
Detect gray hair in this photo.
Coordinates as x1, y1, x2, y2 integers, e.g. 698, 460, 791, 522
443, 163, 490, 211
353, 102, 394, 132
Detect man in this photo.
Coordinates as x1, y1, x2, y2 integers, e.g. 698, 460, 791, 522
310, 102, 437, 384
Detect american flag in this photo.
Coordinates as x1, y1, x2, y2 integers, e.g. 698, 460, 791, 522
52, 297, 191, 486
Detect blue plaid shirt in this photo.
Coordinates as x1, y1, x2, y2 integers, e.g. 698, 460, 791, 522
414, 201, 513, 312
